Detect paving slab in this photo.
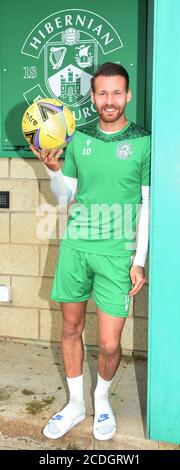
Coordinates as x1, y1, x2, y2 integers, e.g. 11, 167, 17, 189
0, 340, 178, 451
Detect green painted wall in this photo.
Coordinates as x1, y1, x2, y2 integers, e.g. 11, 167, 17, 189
145, 0, 154, 131
0, 0, 147, 157
148, 0, 180, 444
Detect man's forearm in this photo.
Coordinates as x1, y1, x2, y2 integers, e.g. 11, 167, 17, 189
47, 167, 77, 205
133, 186, 150, 267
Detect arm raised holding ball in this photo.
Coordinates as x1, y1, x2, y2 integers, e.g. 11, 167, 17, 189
29, 145, 63, 171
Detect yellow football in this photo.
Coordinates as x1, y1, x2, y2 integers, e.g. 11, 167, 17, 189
22, 98, 76, 150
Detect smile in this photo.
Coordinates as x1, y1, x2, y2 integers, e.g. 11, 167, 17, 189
104, 108, 117, 112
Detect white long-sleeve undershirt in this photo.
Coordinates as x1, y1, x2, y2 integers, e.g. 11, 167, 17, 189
133, 185, 150, 267
46, 168, 150, 267
47, 167, 77, 204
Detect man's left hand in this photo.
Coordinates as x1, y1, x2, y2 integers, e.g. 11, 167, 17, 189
129, 265, 145, 297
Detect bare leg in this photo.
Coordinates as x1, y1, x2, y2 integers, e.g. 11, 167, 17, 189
61, 301, 87, 377
93, 307, 126, 440
43, 301, 87, 439
97, 307, 126, 380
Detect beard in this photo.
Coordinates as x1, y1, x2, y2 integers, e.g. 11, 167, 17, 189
95, 105, 124, 123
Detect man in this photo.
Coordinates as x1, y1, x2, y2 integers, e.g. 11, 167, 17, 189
30, 62, 150, 441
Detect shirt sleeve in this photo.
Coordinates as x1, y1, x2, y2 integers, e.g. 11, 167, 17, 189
141, 136, 151, 186
46, 167, 77, 205
62, 140, 78, 178
133, 185, 150, 267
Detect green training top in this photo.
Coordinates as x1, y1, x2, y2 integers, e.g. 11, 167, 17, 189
61, 121, 151, 256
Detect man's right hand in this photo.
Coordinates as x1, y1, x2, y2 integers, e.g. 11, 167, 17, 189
29, 145, 63, 171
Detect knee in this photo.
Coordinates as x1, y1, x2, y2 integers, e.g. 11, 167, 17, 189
62, 320, 83, 340
99, 339, 120, 357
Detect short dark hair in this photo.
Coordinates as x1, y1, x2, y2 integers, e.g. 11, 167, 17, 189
91, 62, 129, 92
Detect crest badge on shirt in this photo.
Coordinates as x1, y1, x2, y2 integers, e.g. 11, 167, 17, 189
116, 143, 133, 160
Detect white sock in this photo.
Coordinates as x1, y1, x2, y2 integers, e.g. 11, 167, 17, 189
46, 374, 85, 436
67, 374, 84, 403
94, 373, 113, 402
93, 373, 116, 440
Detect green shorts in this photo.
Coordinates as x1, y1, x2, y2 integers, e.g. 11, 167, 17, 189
51, 244, 132, 318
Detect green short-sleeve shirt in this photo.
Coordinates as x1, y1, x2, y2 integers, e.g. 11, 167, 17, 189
62, 121, 151, 256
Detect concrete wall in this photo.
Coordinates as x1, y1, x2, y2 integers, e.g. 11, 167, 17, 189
0, 158, 148, 354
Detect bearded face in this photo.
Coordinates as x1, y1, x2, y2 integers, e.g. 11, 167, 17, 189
92, 75, 131, 126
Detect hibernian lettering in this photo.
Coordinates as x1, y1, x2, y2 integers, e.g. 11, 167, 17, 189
26, 13, 116, 53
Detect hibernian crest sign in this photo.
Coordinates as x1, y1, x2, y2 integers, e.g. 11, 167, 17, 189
44, 31, 97, 106
21, 9, 123, 127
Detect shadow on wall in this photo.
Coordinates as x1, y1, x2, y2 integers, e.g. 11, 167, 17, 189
133, 265, 149, 435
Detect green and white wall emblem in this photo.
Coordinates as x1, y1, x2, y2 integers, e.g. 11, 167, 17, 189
21, 9, 123, 127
